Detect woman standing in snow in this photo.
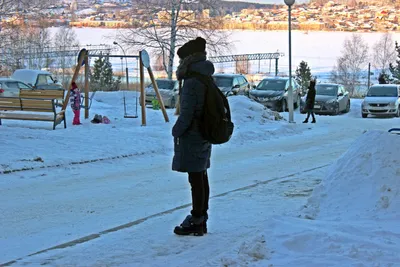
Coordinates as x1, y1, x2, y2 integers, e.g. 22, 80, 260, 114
172, 37, 213, 236
70, 82, 81, 125
303, 79, 316, 124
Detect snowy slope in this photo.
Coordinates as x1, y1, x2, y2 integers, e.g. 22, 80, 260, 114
1, 92, 400, 266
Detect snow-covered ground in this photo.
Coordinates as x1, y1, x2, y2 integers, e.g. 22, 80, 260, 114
0, 93, 399, 266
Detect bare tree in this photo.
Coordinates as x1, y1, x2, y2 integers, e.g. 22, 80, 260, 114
330, 34, 369, 95
53, 27, 80, 87
372, 33, 396, 72
0, 0, 57, 73
0, 0, 56, 15
117, 0, 231, 79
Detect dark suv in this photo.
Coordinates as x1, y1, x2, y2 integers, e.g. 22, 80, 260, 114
248, 77, 301, 112
212, 73, 251, 96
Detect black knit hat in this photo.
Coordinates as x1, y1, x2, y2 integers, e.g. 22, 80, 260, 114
177, 37, 206, 59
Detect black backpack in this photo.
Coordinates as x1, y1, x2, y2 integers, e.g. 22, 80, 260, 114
188, 73, 234, 144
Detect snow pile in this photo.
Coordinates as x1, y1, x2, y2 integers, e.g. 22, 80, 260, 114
303, 130, 400, 221
229, 95, 284, 124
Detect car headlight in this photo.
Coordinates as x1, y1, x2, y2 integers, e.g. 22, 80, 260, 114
326, 99, 338, 104
389, 102, 396, 107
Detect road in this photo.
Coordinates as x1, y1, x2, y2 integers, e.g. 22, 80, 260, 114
0, 107, 397, 265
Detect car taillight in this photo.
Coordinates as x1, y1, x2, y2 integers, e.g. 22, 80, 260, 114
0, 89, 4, 93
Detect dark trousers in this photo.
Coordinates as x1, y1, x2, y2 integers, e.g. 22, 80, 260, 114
306, 111, 315, 121
188, 171, 209, 219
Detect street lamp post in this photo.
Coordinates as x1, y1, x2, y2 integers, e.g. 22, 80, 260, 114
284, 0, 295, 123
113, 41, 129, 92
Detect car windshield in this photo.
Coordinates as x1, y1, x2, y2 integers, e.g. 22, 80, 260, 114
213, 76, 233, 88
37, 74, 54, 85
316, 85, 338, 96
256, 79, 286, 91
367, 86, 398, 97
148, 80, 176, 90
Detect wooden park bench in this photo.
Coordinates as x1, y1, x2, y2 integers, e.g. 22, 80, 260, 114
20, 89, 65, 107
0, 89, 66, 130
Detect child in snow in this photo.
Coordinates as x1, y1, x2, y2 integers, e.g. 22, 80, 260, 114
70, 82, 81, 125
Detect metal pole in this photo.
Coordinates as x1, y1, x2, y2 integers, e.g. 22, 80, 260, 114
288, 5, 294, 123
367, 63, 371, 90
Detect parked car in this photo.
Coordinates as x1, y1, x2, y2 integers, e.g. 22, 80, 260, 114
0, 77, 33, 97
300, 83, 350, 115
248, 77, 301, 112
212, 73, 250, 96
11, 69, 63, 90
361, 84, 400, 118
145, 79, 179, 108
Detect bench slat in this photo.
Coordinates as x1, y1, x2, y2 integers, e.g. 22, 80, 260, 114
20, 89, 65, 100
0, 113, 55, 121
20, 99, 54, 112
0, 107, 22, 111
0, 98, 20, 104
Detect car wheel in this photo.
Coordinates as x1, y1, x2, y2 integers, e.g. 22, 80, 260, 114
281, 100, 287, 112
397, 106, 400, 117
362, 113, 368, 118
334, 105, 340, 115
345, 101, 350, 113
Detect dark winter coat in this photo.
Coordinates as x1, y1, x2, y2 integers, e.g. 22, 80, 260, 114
172, 53, 214, 173
305, 84, 316, 111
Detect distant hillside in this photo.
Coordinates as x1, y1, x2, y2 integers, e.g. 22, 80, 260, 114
221, 1, 275, 12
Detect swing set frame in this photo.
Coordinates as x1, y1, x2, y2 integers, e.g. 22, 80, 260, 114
62, 49, 169, 126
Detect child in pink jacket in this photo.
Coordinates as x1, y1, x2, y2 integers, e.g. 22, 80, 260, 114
70, 82, 81, 125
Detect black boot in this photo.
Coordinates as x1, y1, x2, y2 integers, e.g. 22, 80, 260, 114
174, 215, 204, 236
311, 119, 316, 123
303, 119, 308, 123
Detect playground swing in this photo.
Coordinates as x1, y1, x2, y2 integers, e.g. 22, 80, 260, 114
80, 91, 96, 110
120, 57, 139, 119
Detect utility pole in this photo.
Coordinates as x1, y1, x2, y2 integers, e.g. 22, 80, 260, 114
367, 63, 371, 90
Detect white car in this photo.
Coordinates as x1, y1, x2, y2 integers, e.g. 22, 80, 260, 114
361, 84, 400, 118
144, 79, 179, 108
0, 78, 33, 97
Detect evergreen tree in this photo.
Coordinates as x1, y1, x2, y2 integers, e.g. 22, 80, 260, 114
378, 71, 391, 84
91, 56, 120, 91
389, 42, 400, 84
295, 61, 312, 94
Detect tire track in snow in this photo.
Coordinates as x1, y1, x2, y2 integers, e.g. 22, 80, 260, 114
0, 151, 151, 175
0, 163, 329, 267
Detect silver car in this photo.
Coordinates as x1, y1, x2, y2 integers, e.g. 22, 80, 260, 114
300, 83, 350, 115
212, 73, 251, 96
0, 78, 33, 97
362, 84, 400, 118
145, 79, 179, 108
248, 77, 301, 112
